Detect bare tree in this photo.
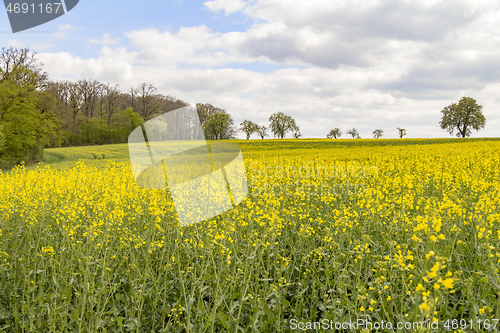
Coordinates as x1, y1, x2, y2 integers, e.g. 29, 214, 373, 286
257, 125, 268, 139
103, 84, 121, 126
327, 128, 341, 139
373, 129, 384, 138
346, 128, 359, 139
292, 125, 302, 138
136, 83, 161, 120
0, 47, 47, 87
240, 120, 259, 139
129, 87, 137, 112
67, 82, 82, 131
397, 127, 406, 138
78, 79, 103, 118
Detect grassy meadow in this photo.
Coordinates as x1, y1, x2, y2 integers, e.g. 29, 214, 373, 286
1, 138, 500, 332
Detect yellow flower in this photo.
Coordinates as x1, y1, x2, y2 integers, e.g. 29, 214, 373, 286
442, 278, 453, 289
416, 283, 425, 292
360, 306, 365, 311
419, 303, 429, 311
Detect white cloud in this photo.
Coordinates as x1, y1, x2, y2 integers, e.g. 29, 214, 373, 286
33, 0, 500, 138
37, 49, 134, 83
89, 33, 120, 45
32, 41, 55, 51
54, 24, 75, 39
8, 40, 25, 48
203, 0, 247, 15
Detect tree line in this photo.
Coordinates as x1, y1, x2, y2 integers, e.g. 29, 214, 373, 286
240, 112, 302, 139
241, 96, 486, 141
0, 46, 488, 168
325, 127, 407, 139
0, 47, 236, 168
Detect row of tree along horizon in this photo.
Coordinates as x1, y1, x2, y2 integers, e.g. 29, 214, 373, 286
0, 47, 488, 168
240, 96, 486, 140
240, 119, 410, 140
0, 47, 242, 168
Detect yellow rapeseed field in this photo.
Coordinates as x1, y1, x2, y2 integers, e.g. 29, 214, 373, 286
0, 138, 499, 332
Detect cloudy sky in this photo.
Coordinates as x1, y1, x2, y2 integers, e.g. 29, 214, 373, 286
2, 0, 499, 138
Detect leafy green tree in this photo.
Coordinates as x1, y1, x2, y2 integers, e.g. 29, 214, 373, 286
440, 97, 486, 138
240, 120, 259, 139
397, 127, 406, 138
0, 47, 58, 168
269, 112, 297, 139
373, 129, 384, 138
112, 107, 144, 141
81, 117, 108, 145
197, 103, 237, 139
0, 124, 5, 150
327, 128, 341, 139
346, 128, 359, 139
257, 125, 268, 139
204, 113, 229, 140
0, 80, 58, 167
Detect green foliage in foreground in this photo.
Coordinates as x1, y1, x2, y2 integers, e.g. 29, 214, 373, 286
1, 139, 500, 332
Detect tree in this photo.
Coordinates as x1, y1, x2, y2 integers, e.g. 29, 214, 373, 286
440, 97, 486, 138
269, 112, 297, 139
0, 124, 4, 150
0, 47, 48, 88
327, 128, 341, 139
373, 129, 384, 139
257, 125, 268, 139
0, 47, 58, 168
110, 107, 143, 143
292, 125, 302, 138
136, 83, 161, 120
397, 127, 406, 138
204, 113, 229, 140
78, 79, 102, 118
0, 79, 58, 167
240, 119, 259, 139
196, 103, 236, 140
103, 84, 121, 127
346, 128, 359, 139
